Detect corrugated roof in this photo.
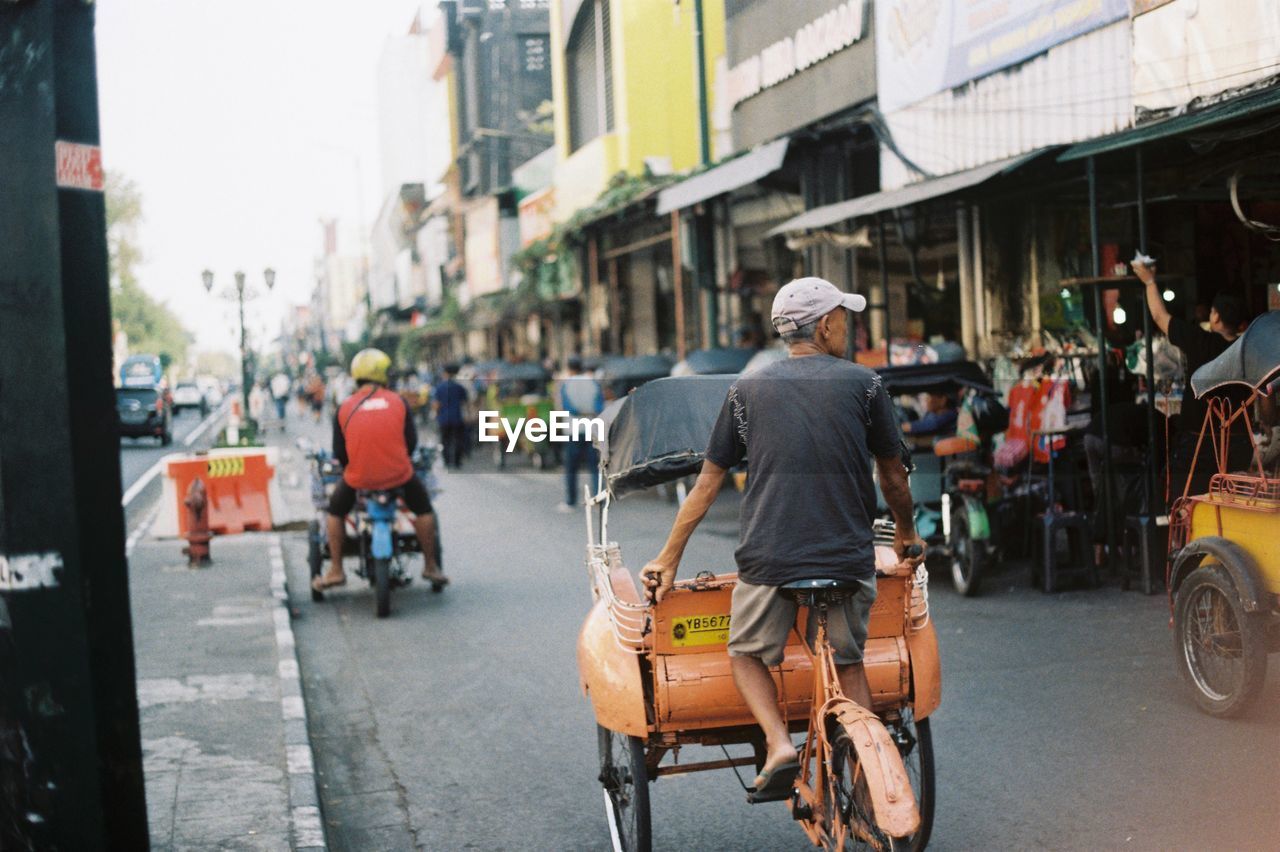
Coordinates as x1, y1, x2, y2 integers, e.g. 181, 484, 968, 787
655, 138, 790, 215
768, 149, 1051, 236
1059, 85, 1280, 162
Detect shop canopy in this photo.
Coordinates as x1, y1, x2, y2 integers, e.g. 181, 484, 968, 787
767, 148, 1051, 236
655, 137, 790, 216
1059, 85, 1280, 162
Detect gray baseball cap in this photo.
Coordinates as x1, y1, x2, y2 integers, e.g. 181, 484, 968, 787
771, 277, 867, 333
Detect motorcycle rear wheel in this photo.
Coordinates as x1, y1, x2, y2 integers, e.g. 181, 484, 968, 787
374, 557, 391, 618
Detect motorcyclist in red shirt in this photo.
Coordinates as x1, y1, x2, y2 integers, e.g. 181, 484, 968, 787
311, 349, 448, 593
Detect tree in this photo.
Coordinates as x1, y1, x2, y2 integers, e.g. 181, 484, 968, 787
105, 172, 194, 368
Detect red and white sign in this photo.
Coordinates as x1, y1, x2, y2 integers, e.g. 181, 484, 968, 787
55, 141, 105, 192
518, 186, 556, 248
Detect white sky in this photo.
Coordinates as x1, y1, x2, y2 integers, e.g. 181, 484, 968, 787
96, 0, 427, 356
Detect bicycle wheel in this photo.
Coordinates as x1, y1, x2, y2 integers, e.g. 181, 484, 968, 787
949, 509, 983, 597
1174, 565, 1268, 717
889, 712, 934, 852
307, 520, 324, 602
597, 725, 650, 852
373, 557, 391, 618
823, 722, 894, 852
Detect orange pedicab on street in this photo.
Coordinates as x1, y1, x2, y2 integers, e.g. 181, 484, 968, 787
576, 375, 942, 852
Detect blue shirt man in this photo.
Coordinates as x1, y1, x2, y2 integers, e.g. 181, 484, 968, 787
432, 365, 469, 468
558, 356, 603, 510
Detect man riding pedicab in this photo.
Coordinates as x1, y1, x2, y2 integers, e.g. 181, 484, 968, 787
640, 277, 926, 799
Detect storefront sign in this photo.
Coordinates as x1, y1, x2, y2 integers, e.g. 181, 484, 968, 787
518, 186, 556, 248
725, 0, 877, 149
876, 0, 1128, 112
726, 0, 867, 111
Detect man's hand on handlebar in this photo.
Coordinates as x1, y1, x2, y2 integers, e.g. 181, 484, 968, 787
893, 530, 927, 573
640, 559, 678, 604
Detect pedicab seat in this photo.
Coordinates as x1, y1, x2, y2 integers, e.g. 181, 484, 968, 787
779, 578, 865, 605
780, 578, 864, 591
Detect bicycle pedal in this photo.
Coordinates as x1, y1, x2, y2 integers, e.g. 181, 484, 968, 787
746, 788, 794, 804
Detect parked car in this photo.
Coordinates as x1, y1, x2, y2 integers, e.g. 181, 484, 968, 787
172, 381, 208, 416
116, 385, 173, 445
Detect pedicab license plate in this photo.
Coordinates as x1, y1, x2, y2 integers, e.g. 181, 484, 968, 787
670, 614, 730, 647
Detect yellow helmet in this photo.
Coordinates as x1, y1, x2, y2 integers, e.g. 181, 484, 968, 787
350, 348, 391, 385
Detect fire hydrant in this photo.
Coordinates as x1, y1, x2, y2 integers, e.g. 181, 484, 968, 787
183, 477, 212, 566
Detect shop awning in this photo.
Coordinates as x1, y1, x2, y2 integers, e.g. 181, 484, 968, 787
767, 149, 1051, 236
1059, 85, 1280, 162
655, 137, 790, 215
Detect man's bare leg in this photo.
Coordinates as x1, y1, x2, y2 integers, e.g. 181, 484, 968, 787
731, 655, 797, 787
836, 662, 873, 710
314, 513, 346, 588
414, 513, 448, 583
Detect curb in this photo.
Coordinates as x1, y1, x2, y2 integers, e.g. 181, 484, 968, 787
269, 535, 327, 851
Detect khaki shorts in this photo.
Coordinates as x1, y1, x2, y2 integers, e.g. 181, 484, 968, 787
727, 576, 877, 667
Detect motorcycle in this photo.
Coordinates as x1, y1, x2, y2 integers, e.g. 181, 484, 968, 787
302, 441, 444, 618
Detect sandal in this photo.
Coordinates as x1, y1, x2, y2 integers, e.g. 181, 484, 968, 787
311, 573, 347, 593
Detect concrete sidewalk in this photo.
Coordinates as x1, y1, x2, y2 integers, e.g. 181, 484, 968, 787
130, 527, 325, 851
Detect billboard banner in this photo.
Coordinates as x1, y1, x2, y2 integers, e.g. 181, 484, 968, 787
465, 198, 502, 298
876, 0, 1128, 112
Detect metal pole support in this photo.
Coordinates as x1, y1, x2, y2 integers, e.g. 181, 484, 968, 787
0, 1, 148, 847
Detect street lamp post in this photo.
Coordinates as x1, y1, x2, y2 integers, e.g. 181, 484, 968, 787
203, 267, 275, 415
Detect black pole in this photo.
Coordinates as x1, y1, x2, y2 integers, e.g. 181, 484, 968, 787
692, 0, 711, 168
1137, 146, 1159, 592
692, 0, 718, 348
1, 1, 148, 847
1088, 156, 1116, 572
877, 213, 890, 346
239, 286, 250, 414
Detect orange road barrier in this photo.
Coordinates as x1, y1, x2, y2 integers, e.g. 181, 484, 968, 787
155, 448, 278, 537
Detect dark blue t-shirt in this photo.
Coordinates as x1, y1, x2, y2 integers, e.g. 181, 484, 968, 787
433, 379, 467, 427
704, 354, 905, 585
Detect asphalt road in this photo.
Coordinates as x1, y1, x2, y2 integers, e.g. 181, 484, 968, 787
283, 436, 1280, 851
118, 408, 207, 490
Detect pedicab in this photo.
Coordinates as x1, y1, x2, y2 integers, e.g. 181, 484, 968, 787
669, 346, 758, 377
488, 362, 554, 468
1167, 311, 1280, 717
578, 375, 941, 852
876, 362, 1007, 596
597, 354, 674, 401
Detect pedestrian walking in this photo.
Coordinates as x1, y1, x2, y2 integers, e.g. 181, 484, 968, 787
433, 364, 468, 469
248, 380, 268, 433
305, 371, 326, 423
558, 355, 603, 512
270, 371, 291, 425
639, 276, 925, 796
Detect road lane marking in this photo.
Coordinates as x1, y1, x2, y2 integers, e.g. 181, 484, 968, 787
125, 503, 161, 556
120, 459, 165, 507
120, 401, 228, 508
183, 399, 230, 447
268, 535, 328, 851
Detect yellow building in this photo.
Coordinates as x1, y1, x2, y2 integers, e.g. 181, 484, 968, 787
549, 0, 726, 221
